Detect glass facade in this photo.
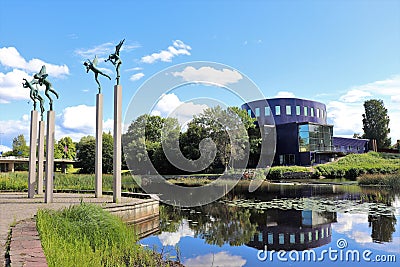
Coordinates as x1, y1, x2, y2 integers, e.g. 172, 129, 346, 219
298, 123, 333, 152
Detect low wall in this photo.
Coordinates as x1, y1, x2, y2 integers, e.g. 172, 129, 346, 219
103, 199, 159, 224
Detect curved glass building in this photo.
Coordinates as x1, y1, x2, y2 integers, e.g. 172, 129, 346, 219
242, 98, 336, 166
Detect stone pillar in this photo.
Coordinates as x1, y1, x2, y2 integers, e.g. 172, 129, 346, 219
8, 162, 14, 172
28, 110, 38, 198
45, 111, 55, 203
37, 120, 45, 194
95, 93, 103, 198
113, 85, 122, 203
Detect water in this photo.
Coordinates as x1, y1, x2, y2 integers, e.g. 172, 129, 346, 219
140, 183, 400, 266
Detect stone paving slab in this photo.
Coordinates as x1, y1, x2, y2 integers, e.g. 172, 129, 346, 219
0, 192, 145, 267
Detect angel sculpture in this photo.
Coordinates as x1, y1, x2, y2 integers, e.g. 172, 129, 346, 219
23, 78, 45, 120
84, 55, 111, 94
33, 65, 59, 111
105, 39, 124, 85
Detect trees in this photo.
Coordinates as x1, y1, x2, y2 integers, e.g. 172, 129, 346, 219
362, 99, 391, 149
55, 137, 76, 160
76, 133, 114, 174
11, 134, 29, 157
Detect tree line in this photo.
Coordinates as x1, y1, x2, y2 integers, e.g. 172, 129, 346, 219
3, 99, 397, 173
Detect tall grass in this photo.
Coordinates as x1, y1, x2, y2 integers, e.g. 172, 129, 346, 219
358, 173, 400, 189
0, 172, 141, 192
0, 172, 27, 191
36, 203, 160, 267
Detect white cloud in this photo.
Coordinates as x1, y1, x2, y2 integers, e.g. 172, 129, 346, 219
327, 101, 364, 136
184, 251, 247, 267
339, 89, 372, 103
141, 40, 191, 64
57, 105, 115, 142
151, 93, 208, 126
0, 145, 11, 153
0, 47, 69, 78
75, 42, 115, 58
0, 69, 33, 102
157, 220, 194, 246
171, 66, 243, 86
329, 75, 400, 143
274, 91, 296, 98
125, 67, 143, 72
130, 73, 145, 81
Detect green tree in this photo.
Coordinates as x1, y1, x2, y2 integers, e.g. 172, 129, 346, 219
54, 137, 76, 160
76, 136, 96, 173
362, 99, 391, 149
11, 134, 29, 157
76, 134, 114, 174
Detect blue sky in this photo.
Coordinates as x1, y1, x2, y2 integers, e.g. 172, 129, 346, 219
0, 0, 399, 151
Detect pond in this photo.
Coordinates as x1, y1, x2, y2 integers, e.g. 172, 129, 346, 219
139, 183, 400, 266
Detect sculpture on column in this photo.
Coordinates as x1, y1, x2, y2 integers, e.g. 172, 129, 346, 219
23, 78, 45, 119
84, 55, 111, 94
33, 65, 59, 110
105, 39, 124, 85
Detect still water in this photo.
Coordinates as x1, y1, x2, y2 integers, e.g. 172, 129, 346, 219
140, 183, 400, 266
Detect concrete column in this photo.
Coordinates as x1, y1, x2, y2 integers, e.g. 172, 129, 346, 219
95, 93, 103, 198
113, 85, 122, 203
45, 110, 55, 203
8, 162, 14, 172
28, 110, 38, 198
37, 120, 45, 194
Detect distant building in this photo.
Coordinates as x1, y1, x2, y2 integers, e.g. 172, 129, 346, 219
242, 98, 369, 166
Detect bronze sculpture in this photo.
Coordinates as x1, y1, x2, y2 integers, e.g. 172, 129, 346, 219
33, 65, 59, 110
23, 78, 45, 119
105, 39, 124, 85
84, 55, 111, 94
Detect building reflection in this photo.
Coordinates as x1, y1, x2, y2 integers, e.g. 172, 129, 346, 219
247, 209, 336, 251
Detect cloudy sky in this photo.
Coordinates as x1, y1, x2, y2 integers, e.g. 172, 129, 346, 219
0, 0, 399, 151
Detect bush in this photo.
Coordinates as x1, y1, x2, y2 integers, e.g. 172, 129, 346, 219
266, 166, 313, 180
315, 152, 400, 179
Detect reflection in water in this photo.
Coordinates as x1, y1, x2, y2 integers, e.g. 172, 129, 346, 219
247, 209, 336, 251
140, 184, 400, 266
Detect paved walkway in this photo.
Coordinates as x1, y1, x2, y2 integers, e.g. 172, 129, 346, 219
0, 192, 144, 267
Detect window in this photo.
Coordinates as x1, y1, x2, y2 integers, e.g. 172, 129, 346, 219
296, 105, 301, 115
300, 233, 305, 244
317, 108, 320, 118
265, 106, 271, 116
279, 233, 284, 244
321, 110, 324, 119
255, 107, 260, 117
315, 230, 319, 240
308, 232, 312, 242
275, 106, 281, 115
286, 105, 292, 115
247, 109, 252, 117
290, 234, 295, 244
310, 107, 314, 117
284, 154, 295, 165
258, 232, 263, 242
268, 233, 273, 244
304, 106, 308, 116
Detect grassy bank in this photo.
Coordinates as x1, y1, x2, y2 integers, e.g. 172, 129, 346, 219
36, 203, 163, 267
315, 152, 400, 179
